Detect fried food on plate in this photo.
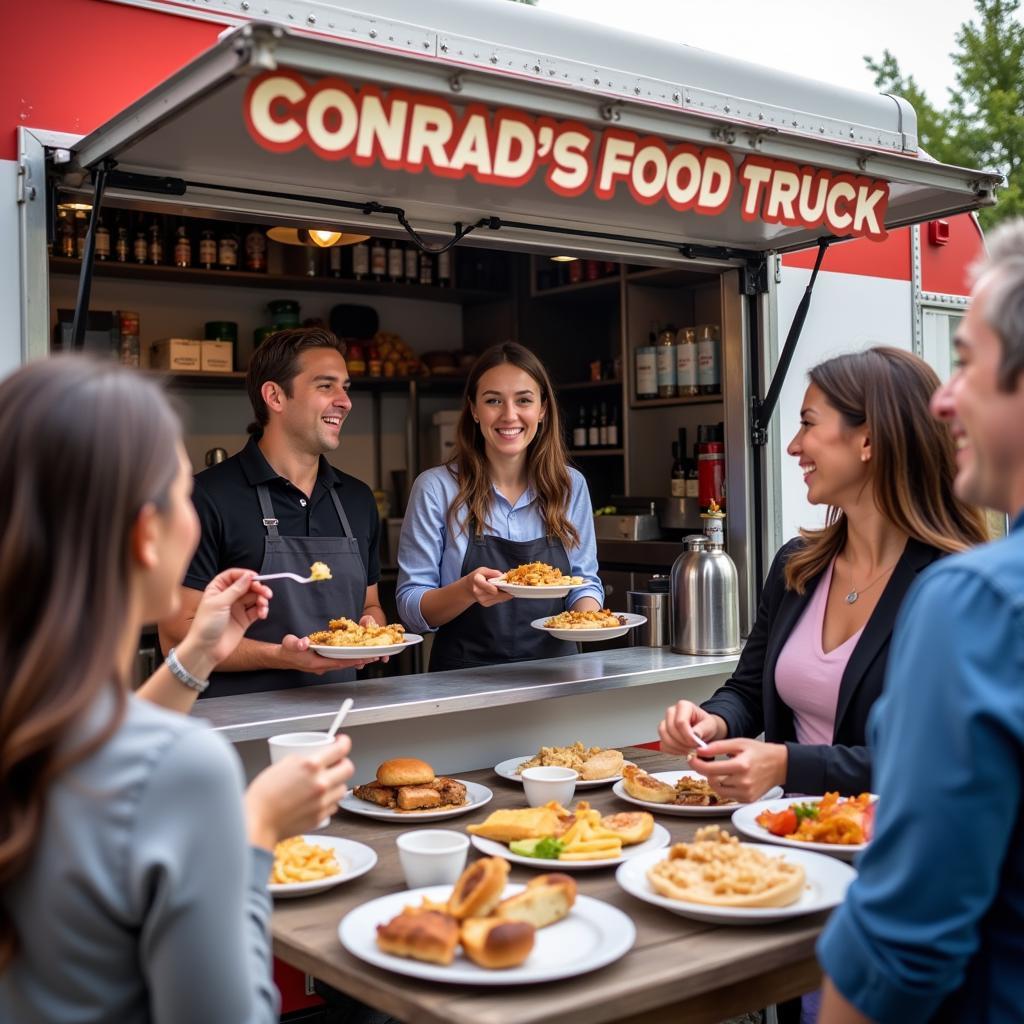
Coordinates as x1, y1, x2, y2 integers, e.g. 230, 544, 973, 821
517, 742, 624, 780
543, 609, 624, 629
501, 562, 584, 586
270, 836, 343, 885
674, 775, 736, 807
622, 764, 677, 804
376, 909, 460, 966
557, 801, 623, 861
459, 917, 535, 969
646, 825, 805, 908
447, 857, 510, 920
467, 804, 565, 843
352, 758, 468, 812
600, 811, 655, 846
308, 616, 406, 647
496, 873, 577, 929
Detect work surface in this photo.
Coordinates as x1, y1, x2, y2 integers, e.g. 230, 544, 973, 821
272, 747, 826, 1024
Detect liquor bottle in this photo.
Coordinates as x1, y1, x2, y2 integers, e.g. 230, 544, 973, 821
686, 441, 700, 501
57, 210, 75, 258
328, 244, 343, 278
114, 221, 129, 263
304, 246, 319, 277
94, 216, 110, 261
174, 224, 191, 268
573, 406, 587, 449
133, 226, 147, 264
217, 226, 239, 270
147, 221, 164, 265
352, 238, 370, 280
198, 229, 216, 270
404, 244, 418, 283
606, 405, 619, 448
676, 327, 699, 397
588, 405, 600, 448
671, 441, 685, 497
387, 240, 403, 282
697, 324, 722, 395
370, 238, 386, 281
244, 226, 267, 272
437, 249, 452, 287
419, 250, 434, 286
74, 211, 88, 260
598, 402, 609, 446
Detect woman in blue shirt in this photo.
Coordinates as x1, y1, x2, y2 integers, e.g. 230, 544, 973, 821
397, 342, 603, 670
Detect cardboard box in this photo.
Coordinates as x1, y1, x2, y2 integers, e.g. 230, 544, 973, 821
201, 340, 234, 373
151, 338, 202, 371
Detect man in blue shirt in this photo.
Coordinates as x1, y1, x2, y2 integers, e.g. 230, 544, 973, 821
818, 219, 1024, 1023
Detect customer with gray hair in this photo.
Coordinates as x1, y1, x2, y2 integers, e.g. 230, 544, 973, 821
817, 218, 1024, 1024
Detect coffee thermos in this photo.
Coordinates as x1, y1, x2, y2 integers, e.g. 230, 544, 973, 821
670, 535, 741, 655
626, 575, 671, 647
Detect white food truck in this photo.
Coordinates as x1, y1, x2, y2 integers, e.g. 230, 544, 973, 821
4, 0, 1000, 630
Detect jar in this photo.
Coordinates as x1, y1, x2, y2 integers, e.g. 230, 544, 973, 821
205, 321, 238, 344
635, 346, 657, 400
198, 229, 217, 270
253, 326, 275, 349
697, 324, 721, 395
675, 327, 698, 396
347, 341, 367, 376
656, 327, 677, 397
267, 299, 300, 329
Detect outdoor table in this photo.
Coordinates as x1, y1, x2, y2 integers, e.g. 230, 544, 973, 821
271, 746, 826, 1024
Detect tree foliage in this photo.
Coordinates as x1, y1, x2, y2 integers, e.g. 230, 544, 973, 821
866, 0, 1024, 227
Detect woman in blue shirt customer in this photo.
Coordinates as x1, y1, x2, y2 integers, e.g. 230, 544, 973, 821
0, 357, 353, 1023
397, 342, 603, 670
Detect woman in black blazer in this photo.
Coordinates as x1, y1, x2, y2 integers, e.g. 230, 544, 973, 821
660, 348, 987, 800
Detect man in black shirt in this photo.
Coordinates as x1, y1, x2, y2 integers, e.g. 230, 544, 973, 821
160, 327, 384, 697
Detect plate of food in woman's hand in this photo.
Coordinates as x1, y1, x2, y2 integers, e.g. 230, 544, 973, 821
492, 562, 586, 598
530, 609, 645, 641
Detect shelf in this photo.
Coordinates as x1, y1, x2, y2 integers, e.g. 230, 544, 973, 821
557, 379, 623, 392
153, 370, 465, 392
531, 275, 621, 299
626, 266, 721, 289
630, 394, 723, 409
48, 257, 506, 306
159, 370, 246, 389
569, 448, 624, 457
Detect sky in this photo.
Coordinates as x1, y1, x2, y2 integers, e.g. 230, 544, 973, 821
535, 0, 1000, 108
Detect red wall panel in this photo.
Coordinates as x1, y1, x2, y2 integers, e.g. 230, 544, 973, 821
919, 216, 984, 297
782, 227, 911, 281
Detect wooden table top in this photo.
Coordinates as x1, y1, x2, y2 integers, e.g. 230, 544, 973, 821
271, 747, 826, 1024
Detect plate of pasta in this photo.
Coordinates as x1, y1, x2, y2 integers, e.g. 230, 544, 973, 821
308, 617, 424, 659
268, 835, 377, 898
493, 562, 586, 599
530, 611, 646, 641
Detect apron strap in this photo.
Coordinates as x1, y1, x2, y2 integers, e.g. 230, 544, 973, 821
256, 484, 279, 537
328, 486, 355, 539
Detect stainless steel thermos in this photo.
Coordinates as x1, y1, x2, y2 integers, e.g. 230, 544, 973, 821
626, 575, 671, 647
670, 535, 741, 655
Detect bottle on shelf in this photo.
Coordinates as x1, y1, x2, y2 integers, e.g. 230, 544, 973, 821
352, 237, 370, 280
598, 402, 609, 446
114, 219, 129, 263
404, 243, 419, 283
74, 211, 88, 261
675, 326, 699, 396
387, 240, 404, 282
568, 259, 584, 285
174, 224, 192, 268
671, 441, 685, 498
606, 404, 619, 448
244, 226, 267, 272
58, 209, 75, 258
697, 324, 722, 394
656, 325, 677, 397
437, 248, 452, 287
198, 228, 217, 270
635, 341, 657, 401
94, 215, 110, 261
697, 423, 726, 512
419, 250, 434, 286
587, 404, 600, 448
573, 406, 587, 449
217, 226, 239, 270
147, 220, 164, 265
133, 224, 148, 265
370, 237, 387, 281
304, 246, 319, 277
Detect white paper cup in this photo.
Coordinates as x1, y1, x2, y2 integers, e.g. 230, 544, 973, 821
396, 830, 470, 888
521, 765, 578, 807
268, 731, 334, 829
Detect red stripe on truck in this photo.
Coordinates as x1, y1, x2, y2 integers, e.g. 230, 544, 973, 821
782, 227, 911, 280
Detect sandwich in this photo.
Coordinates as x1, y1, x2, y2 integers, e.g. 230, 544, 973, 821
353, 757, 468, 812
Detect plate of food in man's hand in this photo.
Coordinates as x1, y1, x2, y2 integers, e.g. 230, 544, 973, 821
612, 765, 783, 816
308, 616, 424, 658
340, 757, 492, 821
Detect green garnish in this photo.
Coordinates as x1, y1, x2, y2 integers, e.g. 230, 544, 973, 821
794, 803, 820, 822
509, 836, 565, 859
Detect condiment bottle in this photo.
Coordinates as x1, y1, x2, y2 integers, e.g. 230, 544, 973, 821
370, 238, 386, 281
697, 324, 721, 394
147, 221, 164, 265
198, 229, 216, 270
245, 227, 267, 272
675, 326, 698, 396
174, 225, 191, 268
218, 227, 239, 270
94, 216, 110, 261
656, 326, 677, 397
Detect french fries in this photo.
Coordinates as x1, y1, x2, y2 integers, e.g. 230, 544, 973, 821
557, 801, 623, 861
270, 836, 343, 884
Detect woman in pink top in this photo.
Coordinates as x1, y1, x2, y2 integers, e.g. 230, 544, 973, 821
659, 347, 986, 801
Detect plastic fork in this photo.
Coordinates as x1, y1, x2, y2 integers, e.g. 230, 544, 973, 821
252, 571, 318, 583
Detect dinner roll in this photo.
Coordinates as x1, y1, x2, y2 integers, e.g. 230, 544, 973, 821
459, 917, 535, 969
377, 758, 435, 787
447, 857, 509, 920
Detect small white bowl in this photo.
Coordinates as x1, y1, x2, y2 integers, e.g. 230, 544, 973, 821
521, 766, 578, 807
396, 829, 470, 888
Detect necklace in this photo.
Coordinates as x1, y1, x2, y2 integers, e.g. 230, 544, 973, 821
845, 561, 898, 604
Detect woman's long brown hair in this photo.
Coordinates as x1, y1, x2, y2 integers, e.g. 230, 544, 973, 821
0, 357, 181, 969
785, 346, 988, 593
447, 343, 579, 549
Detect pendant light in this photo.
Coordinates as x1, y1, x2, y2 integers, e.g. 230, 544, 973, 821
266, 226, 370, 247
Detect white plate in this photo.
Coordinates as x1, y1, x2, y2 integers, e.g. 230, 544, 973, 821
731, 795, 876, 861
616, 845, 856, 925
470, 822, 670, 870
310, 633, 424, 659
338, 882, 635, 984
529, 612, 646, 642
612, 770, 784, 816
493, 754, 634, 789
268, 836, 377, 898
340, 779, 493, 821
493, 578, 579, 599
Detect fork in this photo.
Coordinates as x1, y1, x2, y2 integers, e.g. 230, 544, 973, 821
251, 571, 318, 584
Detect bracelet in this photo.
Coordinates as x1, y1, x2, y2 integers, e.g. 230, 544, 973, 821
166, 647, 210, 694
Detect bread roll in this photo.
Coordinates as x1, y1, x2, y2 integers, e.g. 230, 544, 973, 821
377, 758, 435, 787
459, 917, 535, 969
376, 910, 460, 965
496, 873, 576, 929
447, 857, 509, 920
